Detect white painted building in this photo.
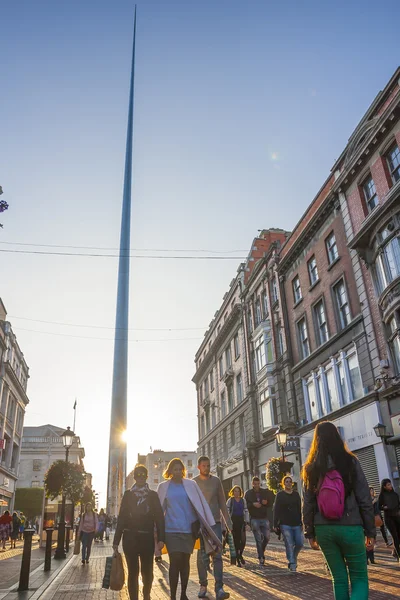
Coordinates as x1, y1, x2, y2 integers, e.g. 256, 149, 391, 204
129, 450, 198, 491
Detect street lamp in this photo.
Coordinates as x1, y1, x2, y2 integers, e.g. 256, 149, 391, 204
276, 428, 288, 462
54, 427, 75, 559
373, 423, 390, 444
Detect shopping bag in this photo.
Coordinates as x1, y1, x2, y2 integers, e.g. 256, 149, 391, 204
73, 536, 81, 555
194, 538, 201, 550
226, 532, 236, 565
110, 552, 125, 591
375, 514, 383, 528
102, 556, 113, 589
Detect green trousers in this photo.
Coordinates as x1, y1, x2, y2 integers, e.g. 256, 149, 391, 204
315, 525, 368, 600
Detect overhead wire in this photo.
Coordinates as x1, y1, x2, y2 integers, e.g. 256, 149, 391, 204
0, 248, 245, 259
13, 326, 202, 343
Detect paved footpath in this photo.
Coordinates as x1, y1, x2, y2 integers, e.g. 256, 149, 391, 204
26, 538, 399, 600
0, 535, 43, 590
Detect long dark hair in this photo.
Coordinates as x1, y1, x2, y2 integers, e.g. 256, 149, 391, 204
302, 421, 356, 494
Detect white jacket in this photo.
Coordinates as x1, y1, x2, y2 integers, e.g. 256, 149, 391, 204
157, 478, 222, 554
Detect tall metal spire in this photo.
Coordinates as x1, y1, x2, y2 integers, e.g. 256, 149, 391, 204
107, 6, 137, 516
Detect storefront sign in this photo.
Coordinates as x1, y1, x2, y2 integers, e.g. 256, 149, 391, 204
221, 459, 244, 480
391, 413, 400, 437
275, 436, 300, 453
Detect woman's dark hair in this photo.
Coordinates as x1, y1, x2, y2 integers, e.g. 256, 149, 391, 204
301, 421, 356, 493
282, 475, 293, 487
380, 478, 392, 494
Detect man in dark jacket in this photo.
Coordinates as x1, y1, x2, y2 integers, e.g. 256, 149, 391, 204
113, 465, 165, 600
244, 477, 275, 565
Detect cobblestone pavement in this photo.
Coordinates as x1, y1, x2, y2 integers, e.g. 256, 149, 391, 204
36, 538, 400, 600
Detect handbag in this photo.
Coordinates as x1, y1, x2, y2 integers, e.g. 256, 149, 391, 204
375, 514, 383, 528
226, 532, 236, 565
73, 536, 81, 555
110, 551, 125, 591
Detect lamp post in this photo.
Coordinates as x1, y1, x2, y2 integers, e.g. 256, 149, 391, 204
276, 429, 288, 463
54, 427, 75, 559
373, 423, 391, 445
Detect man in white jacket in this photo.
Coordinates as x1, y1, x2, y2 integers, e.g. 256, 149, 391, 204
194, 456, 232, 600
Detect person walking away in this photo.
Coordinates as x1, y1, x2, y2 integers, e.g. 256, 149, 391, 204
370, 487, 391, 547
10, 512, 20, 549
302, 421, 375, 600
378, 479, 400, 561
78, 503, 98, 565
113, 465, 164, 600
366, 488, 381, 565
158, 458, 221, 600
0, 511, 12, 551
273, 476, 303, 572
18, 512, 26, 541
226, 486, 248, 566
245, 476, 275, 565
194, 456, 232, 600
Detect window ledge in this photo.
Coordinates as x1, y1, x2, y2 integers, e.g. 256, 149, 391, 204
309, 279, 320, 292
327, 256, 341, 271
293, 297, 303, 309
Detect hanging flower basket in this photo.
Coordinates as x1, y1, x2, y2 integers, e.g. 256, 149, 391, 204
266, 457, 294, 493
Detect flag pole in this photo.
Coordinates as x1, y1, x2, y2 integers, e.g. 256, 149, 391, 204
73, 399, 77, 433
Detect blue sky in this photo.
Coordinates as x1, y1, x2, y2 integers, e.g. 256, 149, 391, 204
1, 0, 398, 506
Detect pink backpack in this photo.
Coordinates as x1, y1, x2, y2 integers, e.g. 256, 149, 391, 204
317, 470, 345, 520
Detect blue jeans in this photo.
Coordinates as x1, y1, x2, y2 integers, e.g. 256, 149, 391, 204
250, 518, 270, 559
81, 532, 95, 561
197, 522, 223, 592
281, 525, 304, 567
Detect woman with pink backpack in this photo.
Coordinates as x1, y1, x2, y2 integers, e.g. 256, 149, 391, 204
302, 421, 375, 600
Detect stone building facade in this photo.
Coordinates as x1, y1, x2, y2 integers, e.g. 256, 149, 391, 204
0, 299, 30, 513
133, 450, 198, 491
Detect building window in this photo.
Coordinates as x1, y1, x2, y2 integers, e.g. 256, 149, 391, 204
239, 415, 246, 446
292, 276, 302, 303
260, 389, 272, 430
255, 335, 266, 371
225, 345, 232, 369
277, 326, 284, 356
297, 318, 310, 359
227, 384, 234, 412
363, 175, 378, 212
303, 346, 363, 421
210, 368, 214, 391
222, 429, 228, 457
255, 298, 262, 326
205, 409, 210, 433
248, 308, 253, 333
234, 333, 240, 358
199, 386, 203, 403
271, 277, 278, 303
188, 460, 193, 467
200, 415, 205, 438
219, 356, 224, 378
326, 232, 339, 264
333, 279, 351, 329
308, 256, 319, 285
230, 422, 236, 446
204, 377, 209, 397
212, 437, 217, 462
220, 392, 226, 418
211, 405, 217, 428
389, 317, 400, 373
387, 144, 400, 184
236, 373, 243, 403
262, 291, 269, 317
31, 481, 41, 488
314, 300, 329, 345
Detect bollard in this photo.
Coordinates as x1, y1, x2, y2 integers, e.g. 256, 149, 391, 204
44, 528, 54, 572
65, 525, 71, 553
18, 528, 35, 591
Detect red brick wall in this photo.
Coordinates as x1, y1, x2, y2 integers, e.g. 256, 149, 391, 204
284, 213, 360, 366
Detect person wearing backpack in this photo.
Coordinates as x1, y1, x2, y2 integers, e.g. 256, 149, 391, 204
302, 421, 375, 600
273, 475, 303, 572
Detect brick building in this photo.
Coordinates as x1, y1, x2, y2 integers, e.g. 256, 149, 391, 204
334, 67, 400, 480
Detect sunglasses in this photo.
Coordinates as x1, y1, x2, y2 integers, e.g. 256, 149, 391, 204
136, 472, 147, 477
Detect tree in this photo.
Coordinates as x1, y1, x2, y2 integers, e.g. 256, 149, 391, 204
266, 457, 294, 493
81, 486, 95, 508
44, 460, 86, 502
14, 487, 44, 520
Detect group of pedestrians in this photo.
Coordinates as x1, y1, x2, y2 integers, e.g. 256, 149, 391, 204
109, 420, 400, 600
0, 510, 26, 550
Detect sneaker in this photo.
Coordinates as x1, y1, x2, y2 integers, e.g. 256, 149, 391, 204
216, 590, 230, 600
259, 558, 265, 566
81, 559, 85, 565
289, 564, 297, 572
86, 559, 89, 564
198, 586, 208, 598
240, 556, 246, 565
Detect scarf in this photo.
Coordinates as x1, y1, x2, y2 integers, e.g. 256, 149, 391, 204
131, 483, 150, 513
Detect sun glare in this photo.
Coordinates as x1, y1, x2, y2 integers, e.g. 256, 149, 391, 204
121, 430, 128, 443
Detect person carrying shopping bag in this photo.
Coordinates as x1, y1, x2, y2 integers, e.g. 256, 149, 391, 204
78, 503, 98, 564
